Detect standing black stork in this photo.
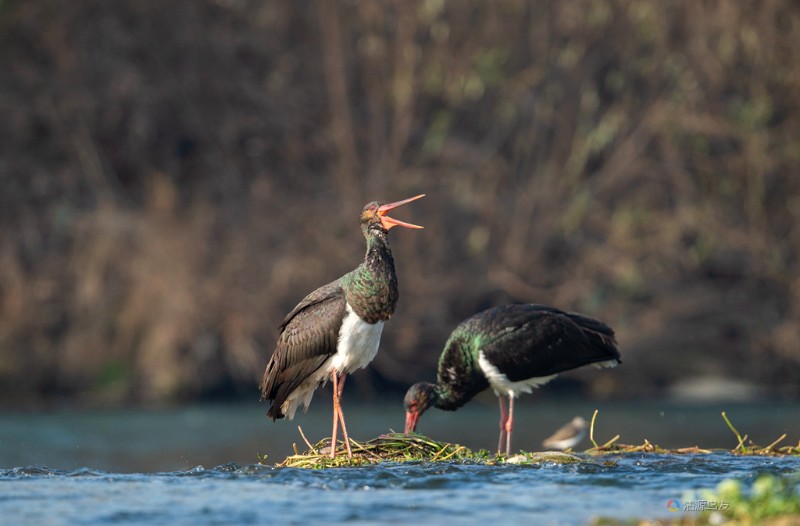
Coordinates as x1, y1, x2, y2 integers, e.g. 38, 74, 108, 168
403, 304, 620, 455
261, 194, 424, 459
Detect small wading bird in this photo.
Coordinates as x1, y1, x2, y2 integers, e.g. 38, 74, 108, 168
261, 194, 424, 459
404, 304, 620, 455
542, 416, 588, 451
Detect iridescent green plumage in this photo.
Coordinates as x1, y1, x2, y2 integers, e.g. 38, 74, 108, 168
341, 226, 399, 324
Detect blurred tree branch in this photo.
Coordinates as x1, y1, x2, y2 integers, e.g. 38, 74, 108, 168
0, 0, 799, 405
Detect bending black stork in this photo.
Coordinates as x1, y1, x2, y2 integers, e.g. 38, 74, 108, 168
261, 194, 424, 458
403, 304, 620, 455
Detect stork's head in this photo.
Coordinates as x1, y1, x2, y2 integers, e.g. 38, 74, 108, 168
403, 381, 438, 434
360, 194, 425, 235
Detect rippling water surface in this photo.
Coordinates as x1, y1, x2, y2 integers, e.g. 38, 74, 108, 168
3, 454, 800, 525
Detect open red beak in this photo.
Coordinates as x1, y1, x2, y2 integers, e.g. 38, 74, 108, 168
404, 410, 419, 434
378, 194, 425, 230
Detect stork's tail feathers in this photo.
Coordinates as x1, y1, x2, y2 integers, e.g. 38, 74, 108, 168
260, 361, 285, 420
568, 312, 621, 363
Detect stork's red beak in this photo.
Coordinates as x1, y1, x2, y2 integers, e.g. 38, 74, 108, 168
404, 410, 420, 434
378, 194, 425, 230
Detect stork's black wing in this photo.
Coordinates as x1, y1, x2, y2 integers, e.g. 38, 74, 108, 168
260, 279, 346, 419
471, 304, 620, 382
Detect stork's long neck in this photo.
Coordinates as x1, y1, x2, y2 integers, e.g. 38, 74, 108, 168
429, 379, 478, 411
342, 229, 398, 324
432, 337, 490, 411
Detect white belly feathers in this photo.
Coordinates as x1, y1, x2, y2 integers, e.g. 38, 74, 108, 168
332, 303, 385, 373
281, 303, 384, 420
478, 350, 558, 398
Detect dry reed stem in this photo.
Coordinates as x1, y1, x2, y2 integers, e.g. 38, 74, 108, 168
297, 426, 317, 454
589, 409, 600, 449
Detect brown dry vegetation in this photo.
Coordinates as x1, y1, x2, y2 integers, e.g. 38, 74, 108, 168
1, 0, 799, 406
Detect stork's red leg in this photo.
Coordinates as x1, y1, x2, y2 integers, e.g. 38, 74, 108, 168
505, 396, 515, 455
330, 371, 340, 458
335, 372, 353, 459
497, 395, 509, 455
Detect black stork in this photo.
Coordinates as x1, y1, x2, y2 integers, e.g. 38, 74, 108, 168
403, 304, 620, 455
261, 194, 424, 459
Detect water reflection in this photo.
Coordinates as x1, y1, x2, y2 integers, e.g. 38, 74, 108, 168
1, 399, 799, 472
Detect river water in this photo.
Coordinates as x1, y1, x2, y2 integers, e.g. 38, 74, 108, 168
1, 400, 799, 525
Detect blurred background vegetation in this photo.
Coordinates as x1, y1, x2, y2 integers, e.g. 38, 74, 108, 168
1, 0, 798, 408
